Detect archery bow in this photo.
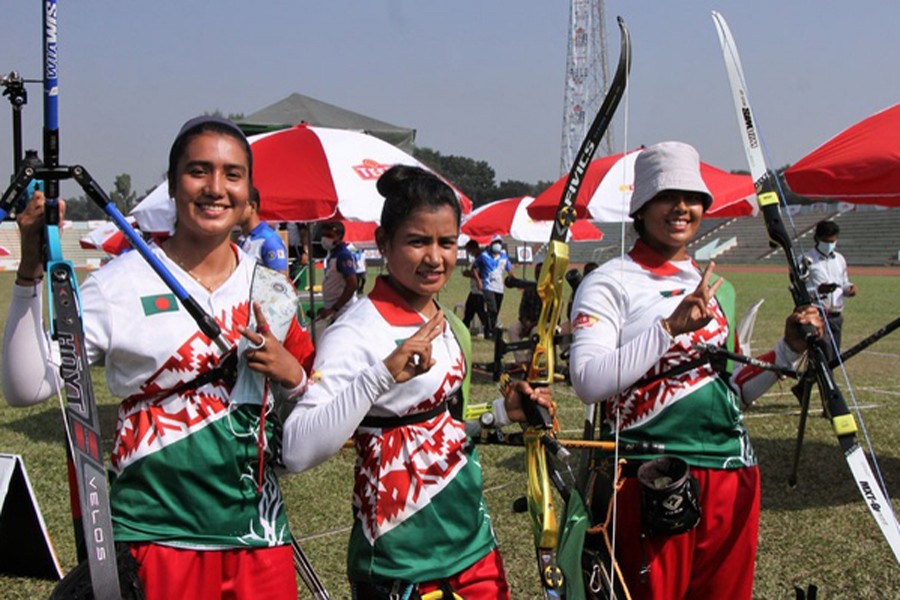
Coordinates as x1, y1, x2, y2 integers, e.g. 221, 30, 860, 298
711, 10, 900, 563
41, 2, 122, 596
521, 16, 630, 598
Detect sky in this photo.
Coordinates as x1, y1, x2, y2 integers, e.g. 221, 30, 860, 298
1, 1, 898, 202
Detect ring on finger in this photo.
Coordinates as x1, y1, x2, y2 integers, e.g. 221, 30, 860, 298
247, 337, 266, 351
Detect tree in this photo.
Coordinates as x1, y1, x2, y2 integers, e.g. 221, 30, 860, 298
207, 109, 245, 122
62, 195, 106, 220
109, 174, 137, 214
491, 179, 557, 202
414, 147, 496, 206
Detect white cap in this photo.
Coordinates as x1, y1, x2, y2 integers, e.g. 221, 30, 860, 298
629, 141, 713, 217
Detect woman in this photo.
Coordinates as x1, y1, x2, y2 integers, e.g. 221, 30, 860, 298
282, 164, 552, 599
568, 141, 823, 599
2, 116, 314, 599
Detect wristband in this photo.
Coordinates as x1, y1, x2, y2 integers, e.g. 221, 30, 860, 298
16, 273, 44, 285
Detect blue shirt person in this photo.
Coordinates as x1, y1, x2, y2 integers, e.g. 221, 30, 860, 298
473, 236, 512, 338
239, 187, 288, 272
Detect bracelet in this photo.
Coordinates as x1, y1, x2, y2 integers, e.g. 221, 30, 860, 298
660, 318, 674, 338
16, 273, 44, 285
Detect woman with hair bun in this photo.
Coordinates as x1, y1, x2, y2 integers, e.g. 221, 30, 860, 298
283, 164, 552, 599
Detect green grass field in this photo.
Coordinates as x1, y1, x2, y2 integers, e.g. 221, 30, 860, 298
1, 266, 899, 598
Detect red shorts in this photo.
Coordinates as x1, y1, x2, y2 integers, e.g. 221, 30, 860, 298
352, 547, 510, 600
418, 548, 510, 600
614, 465, 760, 600
129, 542, 296, 600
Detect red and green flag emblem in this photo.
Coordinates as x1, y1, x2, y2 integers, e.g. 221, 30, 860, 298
141, 293, 178, 316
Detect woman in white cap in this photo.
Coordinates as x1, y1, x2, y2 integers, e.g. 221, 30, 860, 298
568, 141, 822, 599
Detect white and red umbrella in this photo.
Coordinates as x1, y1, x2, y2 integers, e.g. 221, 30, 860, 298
0, 244, 10, 257
785, 104, 900, 206
132, 124, 472, 232
528, 148, 757, 222
462, 196, 602, 244
79, 218, 139, 255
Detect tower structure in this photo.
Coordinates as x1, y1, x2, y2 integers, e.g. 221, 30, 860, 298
560, 0, 611, 175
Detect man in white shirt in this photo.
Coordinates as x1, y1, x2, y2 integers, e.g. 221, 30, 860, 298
804, 220, 858, 363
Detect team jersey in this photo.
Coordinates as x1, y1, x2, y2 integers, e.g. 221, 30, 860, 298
283, 277, 497, 583
475, 250, 511, 294
241, 222, 288, 271
322, 242, 358, 309
569, 241, 802, 469
76, 245, 313, 548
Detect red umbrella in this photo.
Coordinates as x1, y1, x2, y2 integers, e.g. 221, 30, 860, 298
339, 219, 378, 244
785, 104, 900, 206
461, 196, 602, 244
131, 124, 472, 232
528, 148, 757, 222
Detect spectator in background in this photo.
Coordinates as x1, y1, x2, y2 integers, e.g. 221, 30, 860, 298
351, 243, 368, 294
505, 262, 543, 364
475, 235, 512, 339
804, 220, 859, 363
286, 222, 309, 267
318, 221, 357, 322
461, 240, 488, 335
239, 186, 288, 273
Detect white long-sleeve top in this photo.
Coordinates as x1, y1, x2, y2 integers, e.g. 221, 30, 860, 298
282, 276, 508, 473
282, 277, 501, 582
568, 241, 803, 468
1, 246, 315, 548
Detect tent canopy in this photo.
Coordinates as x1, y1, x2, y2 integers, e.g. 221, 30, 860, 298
237, 93, 416, 152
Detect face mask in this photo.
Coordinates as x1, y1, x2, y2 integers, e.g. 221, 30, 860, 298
491, 243, 502, 253
321, 237, 336, 251
818, 241, 836, 255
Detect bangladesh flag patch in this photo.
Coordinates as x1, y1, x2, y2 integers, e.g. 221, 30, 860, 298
660, 289, 687, 298
141, 293, 179, 316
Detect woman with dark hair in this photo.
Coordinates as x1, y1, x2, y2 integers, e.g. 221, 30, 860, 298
568, 141, 823, 599
2, 116, 314, 599
282, 164, 552, 599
